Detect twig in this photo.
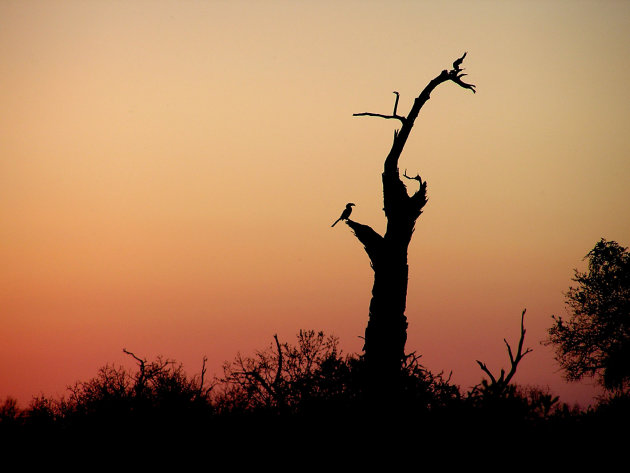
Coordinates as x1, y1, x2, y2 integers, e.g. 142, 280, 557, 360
353, 112, 407, 123
353, 91, 407, 124
199, 356, 208, 396
123, 348, 147, 395
476, 360, 497, 385
123, 348, 145, 365
273, 334, 283, 389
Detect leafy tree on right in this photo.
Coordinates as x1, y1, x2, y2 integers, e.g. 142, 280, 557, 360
546, 238, 630, 392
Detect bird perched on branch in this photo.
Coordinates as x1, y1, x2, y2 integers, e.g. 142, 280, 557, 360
453, 51, 467, 71
331, 203, 355, 227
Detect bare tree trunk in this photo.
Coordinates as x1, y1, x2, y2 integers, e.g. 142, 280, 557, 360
345, 54, 475, 398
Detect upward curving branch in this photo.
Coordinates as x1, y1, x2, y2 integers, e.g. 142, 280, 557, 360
382, 53, 475, 175
347, 53, 475, 240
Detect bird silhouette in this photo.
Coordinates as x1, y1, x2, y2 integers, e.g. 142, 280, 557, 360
331, 203, 355, 227
453, 52, 467, 71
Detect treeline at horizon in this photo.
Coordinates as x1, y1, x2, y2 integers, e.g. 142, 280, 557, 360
2, 237, 628, 453
1, 329, 628, 445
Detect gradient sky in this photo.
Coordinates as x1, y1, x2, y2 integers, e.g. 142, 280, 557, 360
2, 0, 629, 407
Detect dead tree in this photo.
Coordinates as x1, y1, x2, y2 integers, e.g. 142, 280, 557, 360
475, 309, 532, 397
343, 53, 475, 395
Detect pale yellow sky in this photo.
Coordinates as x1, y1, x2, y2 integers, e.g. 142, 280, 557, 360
1, 0, 629, 406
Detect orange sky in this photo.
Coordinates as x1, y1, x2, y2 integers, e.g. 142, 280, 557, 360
2, 0, 629, 407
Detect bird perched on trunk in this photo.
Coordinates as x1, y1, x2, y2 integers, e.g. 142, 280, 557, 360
331, 203, 355, 227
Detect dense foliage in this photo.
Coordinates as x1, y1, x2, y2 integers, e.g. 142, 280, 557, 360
547, 239, 630, 391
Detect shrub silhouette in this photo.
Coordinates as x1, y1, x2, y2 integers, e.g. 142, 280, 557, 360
5, 353, 214, 440
3, 329, 630, 447
215, 330, 360, 416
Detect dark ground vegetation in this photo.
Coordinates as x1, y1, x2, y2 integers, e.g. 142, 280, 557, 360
2, 330, 628, 453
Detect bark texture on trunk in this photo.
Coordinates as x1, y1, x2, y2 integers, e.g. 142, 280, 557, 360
345, 55, 475, 395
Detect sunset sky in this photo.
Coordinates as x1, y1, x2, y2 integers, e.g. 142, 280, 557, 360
2, 0, 629, 407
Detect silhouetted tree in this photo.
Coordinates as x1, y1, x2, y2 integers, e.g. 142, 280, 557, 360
546, 238, 630, 391
339, 54, 475, 394
467, 309, 537, 424
474, 309, 532, 398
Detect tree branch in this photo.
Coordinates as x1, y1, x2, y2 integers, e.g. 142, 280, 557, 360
353, 91, 407, 124
273, 334, 283, 389
198, 356, 209, 397
353, 112, 407, 124
451, 73, 476, 94
503, 309, 533, 386
476, 309, 532, 393
476, 360, 497, 385
238, 370, 275, 399
449, 52, 476, 93
123, 348, 147, 395
345, 219, 384, 267
349, 55, 474, 229
123, 348, 145, 365
383, 53, 475, 175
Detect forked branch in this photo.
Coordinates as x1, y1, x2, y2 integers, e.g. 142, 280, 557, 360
123, 348, 147, 394
353, 53, 475, 132
476, 309, 532, 393
353, 91, 407, 124
231, 334, 284, 402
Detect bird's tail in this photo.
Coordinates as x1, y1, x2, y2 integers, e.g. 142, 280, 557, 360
331, 218, 341, 227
